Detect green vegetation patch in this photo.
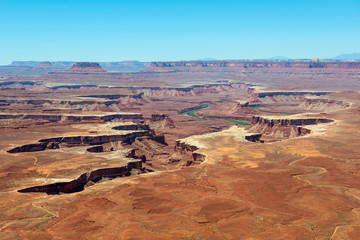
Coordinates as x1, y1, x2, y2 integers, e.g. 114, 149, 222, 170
181, 103, 251, 126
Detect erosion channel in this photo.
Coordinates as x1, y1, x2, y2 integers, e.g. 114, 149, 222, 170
181, 103, 251, 126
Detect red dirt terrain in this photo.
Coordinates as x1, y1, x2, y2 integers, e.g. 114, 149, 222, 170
0, 60, 360, 239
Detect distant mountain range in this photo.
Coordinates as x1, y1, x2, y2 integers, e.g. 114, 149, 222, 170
265, 54, 360, 60
264, 56, 291, 60
0, 61, 151, 77
332, 53, 360, 60
196, 58, 218, 61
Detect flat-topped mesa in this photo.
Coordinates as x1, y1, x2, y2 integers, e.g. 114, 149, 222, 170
18, 158, 145, 195
7, 129, 164, 153
141, 83, 251, 97
0, 113, 143, 122
144, 60, 360, 72
66, 62, 107, 73
251, 116, 333, 127
35, 61, 54, 68
248, 116, 334, 140
255, 91, 331, 104
299, 98, 350, 112
0, 94, 147, 112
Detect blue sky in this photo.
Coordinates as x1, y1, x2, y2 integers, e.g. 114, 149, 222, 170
0, 0, 359, 64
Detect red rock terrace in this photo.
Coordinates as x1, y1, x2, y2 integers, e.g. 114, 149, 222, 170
66, 62, 107, 73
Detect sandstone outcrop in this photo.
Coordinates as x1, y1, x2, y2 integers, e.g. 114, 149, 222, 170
146, 114, 175, 130
7, 142, 59, 153
98, 61, 150, 72
256, 92, 330, 104
173, 141, 205, 166
79, 93, 144, 100
112, 124, 150, 131
230, 101, 256, 115
251, 116, 333, 126
248, 116, 333, 140
18, 159, 144, 194
145, 60, 360, 72
244, 133, 262, 142
7, 118, 169, 154
0, 113, 143, 122
66, 62, 107, 73
3, 56, 360, 239
85, 133, 167, 153
299, 98, 350, 112
41, 131, 153, 145
35, 61, 54, 68
142, 83, 251, 97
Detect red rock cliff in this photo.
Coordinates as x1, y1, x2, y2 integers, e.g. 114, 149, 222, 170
66, 62, 107, 73
144, 60, 360, 72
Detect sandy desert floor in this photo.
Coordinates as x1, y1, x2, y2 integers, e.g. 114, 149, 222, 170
0, 64, 360, 239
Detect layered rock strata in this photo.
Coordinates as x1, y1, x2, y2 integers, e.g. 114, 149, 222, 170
173, 141, 206, 166
35, 61, 54, 69
299, 98, 350, 112
248, 116, 333, 140
145, 60, 360, 72
7, 130, 165, 153
0, 113, 143, 122
18, 151, 145, 195
230, 101, 256, 115
66, 62, 107, 73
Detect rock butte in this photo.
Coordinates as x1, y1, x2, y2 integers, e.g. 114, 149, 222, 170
0, 59, 360, 239
35, 61, 54, 69
66, 62, 108, 73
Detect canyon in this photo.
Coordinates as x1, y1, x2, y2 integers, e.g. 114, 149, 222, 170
0, 60, 360, 239
145, 60, 360, 72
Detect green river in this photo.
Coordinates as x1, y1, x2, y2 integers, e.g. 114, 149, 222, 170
181, 103, 251, 126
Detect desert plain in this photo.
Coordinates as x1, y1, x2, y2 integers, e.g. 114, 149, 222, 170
0, 60, 360, 239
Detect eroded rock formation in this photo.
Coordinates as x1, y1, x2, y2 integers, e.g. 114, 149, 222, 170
146, 114, 175, 130
7, 142, 60, 153
112, 124, 150, 131
35, 61, 54, 69
18, 159, 144, 195
299, 98, 350, 112
145, 60, 360, 72
7, 128, 167, 153
248, 116, 333, 140
255, 92, 330, 104
172, 141, 205, 166
142, 83, 251, 97
230, 101, 256, 115
251, 116, 333, 126
0, 113, 143, 122
66, 62, 107, 73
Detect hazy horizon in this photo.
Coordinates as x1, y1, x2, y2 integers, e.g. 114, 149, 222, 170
4, 52, 360, 66
0, 0, 359, 65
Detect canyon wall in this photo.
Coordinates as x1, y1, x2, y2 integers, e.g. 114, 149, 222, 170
251, 116, 333, 127
255, 92, 330, 104
229, 101, 257, 115
7, 129, 166, 153
248, 116, 333, 140
18, 159, 143, 194
142, 83, 252, 97
145, 60, 360, 72
299, 99, 350, 112
0, 113, 143, 122
172, 141, 206, 166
